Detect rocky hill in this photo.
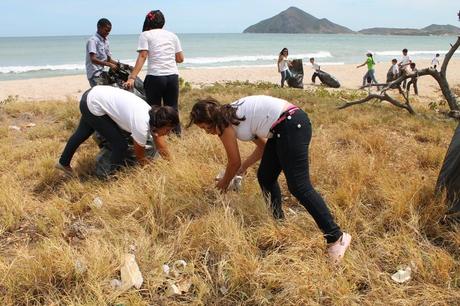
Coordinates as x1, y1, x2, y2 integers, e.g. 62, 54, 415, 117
243, 7, 354, 34
359, 24, 460, 36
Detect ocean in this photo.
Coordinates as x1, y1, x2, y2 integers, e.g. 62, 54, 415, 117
0, 33, 458, 81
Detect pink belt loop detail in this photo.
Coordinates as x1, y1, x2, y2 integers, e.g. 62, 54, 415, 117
270, 105, 300, 130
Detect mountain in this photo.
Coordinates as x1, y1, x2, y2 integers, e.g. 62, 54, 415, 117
359, 24, 460, 36
243, 7, 354, 34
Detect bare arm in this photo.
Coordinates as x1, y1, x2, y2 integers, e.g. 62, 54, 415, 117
133, 141, 148, 166
153, 135, 171, 160
124, 50, 148, 89
356, 61, 366, 68
216, 126, 241, 191
238, 137, 266, 175
175, 51, 184, 63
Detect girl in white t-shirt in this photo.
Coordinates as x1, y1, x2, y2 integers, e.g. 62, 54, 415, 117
57, 86, 178, 177
125, 10, 184, 135
188, 96, 351, 265
277, 48, 292, 88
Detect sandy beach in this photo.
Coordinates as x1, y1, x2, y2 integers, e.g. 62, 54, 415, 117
1, 59, 459, 102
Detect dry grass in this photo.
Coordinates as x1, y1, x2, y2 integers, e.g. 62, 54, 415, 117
1, 83, 459, 305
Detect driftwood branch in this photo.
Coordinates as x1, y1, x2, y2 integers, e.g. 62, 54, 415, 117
339, 36, 460, 115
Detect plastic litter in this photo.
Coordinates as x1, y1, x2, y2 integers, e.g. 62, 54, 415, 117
75, 259, 87, 274
216, 171, 243, 192
120, 253, 143, 290
25, 123, 36, 128
92, 197, 103, 208
161, 259, 192, 296
391, 266, 412, 283
8, 125, 21, 131
162, 264, 170, 275
110, 278, 122, 289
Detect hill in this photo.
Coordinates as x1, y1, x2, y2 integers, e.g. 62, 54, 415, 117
359, 24, 460, 36
243, 6, 354, 34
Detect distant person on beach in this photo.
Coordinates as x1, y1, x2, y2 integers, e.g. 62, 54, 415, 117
278, 48, 292, 87
386, 58, 399, 83
431, 53, 440, 70
309, 57, 321, 84
398, 48, 412, 88
125, 10, 184, 135
85, 18, 119, 87
406, 62, 419, 95
188, 96, 351, 265
56, 86, 178, 177
357, 52, 379, 88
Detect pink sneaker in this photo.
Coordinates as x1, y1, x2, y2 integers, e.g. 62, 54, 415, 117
327, 233, 351, 265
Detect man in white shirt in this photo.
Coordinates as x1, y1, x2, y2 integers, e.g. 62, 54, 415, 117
125, 10, 184, 135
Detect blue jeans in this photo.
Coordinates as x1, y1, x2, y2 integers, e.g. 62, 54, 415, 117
280, 70, 291, 87
257, 109, 342, 243
363, 69, 378, 86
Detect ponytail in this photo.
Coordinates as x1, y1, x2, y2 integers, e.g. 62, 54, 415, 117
142, 10, 165, 32
188, 98, 245, 135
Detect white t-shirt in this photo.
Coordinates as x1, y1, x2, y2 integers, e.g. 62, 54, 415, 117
278, 56, 289, 72
87, 86, 151, 146
311, 62, 320, 71
400, 55, 411, 66
392, 64, 399, 76
231, 96, 286, 141
431, 57, 440, 67
137, 29, 182, 76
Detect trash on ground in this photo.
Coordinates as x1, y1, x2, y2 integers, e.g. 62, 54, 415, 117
110, 279, 122, 289
8, 125, 21, 131
215, 170, 243, 192
160, 259, 192, 296
25, 123, 36, 128
92, 197, 103, 208
120, 253, 143, 290
391, 266, 412, 283
75, 259, 87, 274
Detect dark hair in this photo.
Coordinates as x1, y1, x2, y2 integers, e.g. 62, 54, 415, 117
149, 106, 179, 130
392, 58, 397, 63
188, 98, 245, 136
142, 10, 165, 31
436, 53, 440, 57
279, 48, 288, 56
410, 62, 416, 68
97, 18, 112, 28
310, 57, 315, 61
402, 48, 408, 53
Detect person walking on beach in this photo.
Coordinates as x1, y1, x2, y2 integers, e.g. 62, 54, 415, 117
188, 96, 352, 265
85, 18, 119, 87
398, 48, 412, 88
431, 53, 440, 70
406, 62, 419, 96
309, 57, 321, 84
278, 48, 292, 87
125, 10, 184, 136
56, 86, 178, 177
357, 52, 379, 89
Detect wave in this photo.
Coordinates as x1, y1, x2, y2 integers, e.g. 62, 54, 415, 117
186, 62, 345, 69
184, 52, 333, 65
0, 64, 85, 74
375, 50, 448, 56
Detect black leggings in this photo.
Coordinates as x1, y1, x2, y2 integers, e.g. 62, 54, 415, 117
257, 110, 342, 243
59, 90, 128, 174
144, 74, 181, 135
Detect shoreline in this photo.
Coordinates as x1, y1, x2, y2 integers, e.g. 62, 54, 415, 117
1, 59, 459, 102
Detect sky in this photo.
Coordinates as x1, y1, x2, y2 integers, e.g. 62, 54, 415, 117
0, 0, 459, 37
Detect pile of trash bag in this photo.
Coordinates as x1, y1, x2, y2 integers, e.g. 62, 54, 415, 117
287, 59, 304, 89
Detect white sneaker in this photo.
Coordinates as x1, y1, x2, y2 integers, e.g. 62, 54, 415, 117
327, 232, 351, 265
55, 162, 74, 177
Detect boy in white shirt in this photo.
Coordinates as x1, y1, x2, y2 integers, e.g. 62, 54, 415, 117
386, 58, 400, 83
309, 57, 321, 84
431, 53, 440, 70
398, 48, 412, 88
